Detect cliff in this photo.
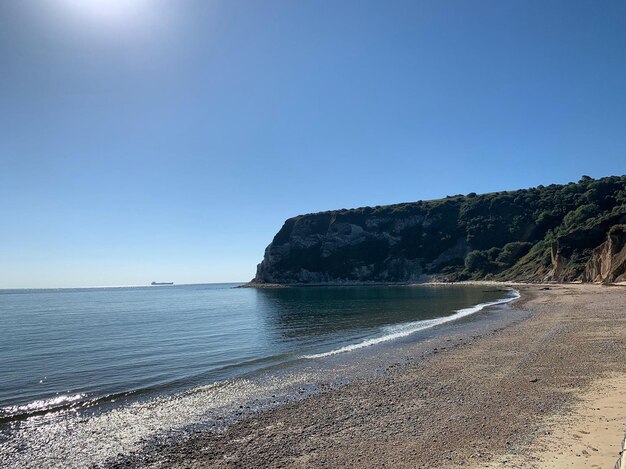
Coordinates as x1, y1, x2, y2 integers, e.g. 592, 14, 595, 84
252, 175, 626, 284
583, 225, 626, 283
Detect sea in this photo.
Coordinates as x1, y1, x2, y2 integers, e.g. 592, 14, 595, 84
0, 283, 518, 467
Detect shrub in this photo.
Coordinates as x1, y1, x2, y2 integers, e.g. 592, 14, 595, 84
496, 241, 533, 266
465, 250, 488, 271
563, 203, 601, 228
485, 247, 502, 261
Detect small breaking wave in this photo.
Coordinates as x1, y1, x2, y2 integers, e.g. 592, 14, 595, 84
302, 289, 520, 359
0, 393, 87, 424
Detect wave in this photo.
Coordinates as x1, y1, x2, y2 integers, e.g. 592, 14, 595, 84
302, 289, 520, 359
0, 393, 87, 424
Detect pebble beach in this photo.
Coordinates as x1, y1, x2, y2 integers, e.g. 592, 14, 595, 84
104, 283, 626, 468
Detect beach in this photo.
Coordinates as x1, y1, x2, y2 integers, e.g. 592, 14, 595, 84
108, 283, 626, 468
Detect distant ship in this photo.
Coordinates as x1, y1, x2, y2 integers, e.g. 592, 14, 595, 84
151, 281, 174, 286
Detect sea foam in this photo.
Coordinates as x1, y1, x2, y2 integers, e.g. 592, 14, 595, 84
302, 289, 520, 359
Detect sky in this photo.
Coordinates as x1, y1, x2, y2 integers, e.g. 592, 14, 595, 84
1, 0, 626, 288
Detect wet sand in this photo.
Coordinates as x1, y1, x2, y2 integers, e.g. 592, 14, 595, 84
106, 284, 626, 468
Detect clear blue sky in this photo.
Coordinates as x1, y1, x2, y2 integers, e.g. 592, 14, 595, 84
2, 0, 626, 288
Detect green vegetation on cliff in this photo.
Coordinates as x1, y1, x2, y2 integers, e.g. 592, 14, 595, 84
254, 175, 626, 284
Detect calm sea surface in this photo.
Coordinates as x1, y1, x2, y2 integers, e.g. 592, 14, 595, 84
0, 283, 513, 423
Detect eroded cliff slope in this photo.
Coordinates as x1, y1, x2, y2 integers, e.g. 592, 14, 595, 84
584, 225, 626, 283
253, 175, 626, 284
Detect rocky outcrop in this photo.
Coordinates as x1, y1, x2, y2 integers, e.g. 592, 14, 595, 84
584, 225, 626, 283
545, 241, 568, 282
251, 202, 529, 284
252, 176, 626, 285
253, 209, 450, 284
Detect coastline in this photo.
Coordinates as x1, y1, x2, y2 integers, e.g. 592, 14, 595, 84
0, 284, 519, 468
106, 283, 626, 468
240, 279, 526, 288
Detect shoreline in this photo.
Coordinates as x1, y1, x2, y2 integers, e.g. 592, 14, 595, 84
0, 284, 520, 468
107, 283, 626, 468
301, 288, 520, 359
241, 279, 626, 289
0, 284, 512, 425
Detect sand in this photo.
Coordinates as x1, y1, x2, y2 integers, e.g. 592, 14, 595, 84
106, 284, 626, 468
530, 373, 626, 468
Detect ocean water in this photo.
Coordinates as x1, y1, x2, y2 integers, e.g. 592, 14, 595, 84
0, 283, 515, 425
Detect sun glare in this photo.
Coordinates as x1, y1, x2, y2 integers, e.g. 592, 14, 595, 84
58, 0, 151, 28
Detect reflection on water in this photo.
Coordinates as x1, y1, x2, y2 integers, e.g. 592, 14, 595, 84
0, 283, 517, 469
0, 283, 508, 422
254, 285, 505, 338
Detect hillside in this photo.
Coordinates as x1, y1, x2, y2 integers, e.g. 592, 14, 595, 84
252, 175, 626, 284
